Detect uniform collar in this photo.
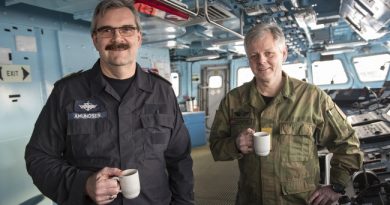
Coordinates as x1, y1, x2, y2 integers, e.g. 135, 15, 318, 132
248, 71, 295, 108
279, 71, 296, 102
248, 79, 264, 109
135, 64, 153, 93
88, 59, 153, 98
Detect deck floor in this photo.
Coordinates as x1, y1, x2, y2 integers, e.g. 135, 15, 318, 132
192, 145, 239, 205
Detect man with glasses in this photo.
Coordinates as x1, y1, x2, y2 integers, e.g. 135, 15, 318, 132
25, 0, 194, 204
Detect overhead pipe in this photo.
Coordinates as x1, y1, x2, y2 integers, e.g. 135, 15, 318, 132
204, 0, 244, 39
293, 9, 314, 47
159, 0, 200, 17
302, 26, 313, 46
290, 0, 299, 7
240, 8, 244, 35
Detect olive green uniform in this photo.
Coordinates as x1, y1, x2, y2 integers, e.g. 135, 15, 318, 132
209, 72, 363, 205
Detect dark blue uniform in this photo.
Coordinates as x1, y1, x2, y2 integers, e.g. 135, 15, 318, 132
25, 60, 194, 205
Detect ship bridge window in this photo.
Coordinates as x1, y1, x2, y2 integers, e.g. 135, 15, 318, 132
236, 63, 308, 87
237, 67, 254, 87
209, 75, 223, 89
282, 63, 307, 81
353, 54, 390, 82
170, 72, 179, 97
312, 60, 348, 85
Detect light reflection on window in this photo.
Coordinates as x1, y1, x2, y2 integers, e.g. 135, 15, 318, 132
170, 72, 179, 97
237, 67, 253, 87
282, 63, 307, 81
209, 75, 222, 88
312, 60, 348, 85
353, 54, 390, 82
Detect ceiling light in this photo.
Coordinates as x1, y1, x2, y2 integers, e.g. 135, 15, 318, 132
166, 40, 177, 47
186, 53, 220, 62
165, 27, 176, 32
321, 48, 355, 55
230, 45, 246, 55
211, 39, 244, 46
206, 45, 221, 51
325, 41, 368, 50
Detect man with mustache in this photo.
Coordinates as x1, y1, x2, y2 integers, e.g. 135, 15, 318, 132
24, 0, 194, 204
209, 22, 363, 205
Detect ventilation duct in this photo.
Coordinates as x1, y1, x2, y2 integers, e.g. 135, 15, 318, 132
321, 48, 355, 55
325, 41, 368, 50
168, 3, 237, 27
340, 0, 390, 40
293, 8, 315, 46
186, 53, 220, 61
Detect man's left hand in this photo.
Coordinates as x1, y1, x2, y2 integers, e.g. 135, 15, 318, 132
308, 185, 341, 205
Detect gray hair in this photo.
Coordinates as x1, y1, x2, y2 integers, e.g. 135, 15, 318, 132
90, 0, 142, 35
244, 22, 286, 53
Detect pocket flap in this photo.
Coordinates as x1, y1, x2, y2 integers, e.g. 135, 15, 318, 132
280, 122, 314, 136
281, 178, 316, 195
141, 114, 174, 128
67, 120, 93, 135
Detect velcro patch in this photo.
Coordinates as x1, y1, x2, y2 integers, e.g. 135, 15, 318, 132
68, 112, 107, 120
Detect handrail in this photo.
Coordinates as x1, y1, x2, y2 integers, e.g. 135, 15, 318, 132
159, 0, 200, 17
204, 0, 244, 39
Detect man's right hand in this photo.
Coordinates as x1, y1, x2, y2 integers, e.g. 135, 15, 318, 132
86, 167, 122, 205
235, 128, 255, 154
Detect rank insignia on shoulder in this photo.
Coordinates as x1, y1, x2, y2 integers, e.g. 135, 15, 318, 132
55, 69, 84, 85
147, 68, 172, 85
62, 69, 84, 79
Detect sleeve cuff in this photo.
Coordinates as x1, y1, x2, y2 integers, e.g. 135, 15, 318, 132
68, 170, 94, 204
330, 168, 351, 187
229, 137, 243, 159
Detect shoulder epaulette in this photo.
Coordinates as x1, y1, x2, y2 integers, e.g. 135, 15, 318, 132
148, 70, 172, 85
54, 69, 84, 86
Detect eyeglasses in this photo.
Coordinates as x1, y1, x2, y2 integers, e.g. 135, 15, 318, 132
95, 25, 138, 38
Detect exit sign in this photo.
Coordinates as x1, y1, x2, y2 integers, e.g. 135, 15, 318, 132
0, 65, 31, 83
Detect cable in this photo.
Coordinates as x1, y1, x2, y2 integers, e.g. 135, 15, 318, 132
364, 86, 381, 113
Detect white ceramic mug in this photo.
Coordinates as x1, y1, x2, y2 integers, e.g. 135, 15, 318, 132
113, 169, 140, 199
253, 132, 271, 156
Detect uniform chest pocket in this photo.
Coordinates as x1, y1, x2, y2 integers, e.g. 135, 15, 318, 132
280, 122, 315, 162
141, 114, 174, 160
67, 119, 110, 161
230, 117, 254, 139
141, 114, 174, 144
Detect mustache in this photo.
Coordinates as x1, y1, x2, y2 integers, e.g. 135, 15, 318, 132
105, 43, 130, 50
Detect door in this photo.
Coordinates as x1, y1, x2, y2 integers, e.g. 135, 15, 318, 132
200, 65, 229, 138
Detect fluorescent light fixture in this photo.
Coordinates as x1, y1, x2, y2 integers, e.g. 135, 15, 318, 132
229, 45, 246, 55
206, 45, 221, 50
166, 40, 177, 47
186, 53, 220, 61
325, 41, 368, 50
321, 48, 355, 55
211, 38, 244, 46
165, 27, 176, 32
165, 41, 189, 49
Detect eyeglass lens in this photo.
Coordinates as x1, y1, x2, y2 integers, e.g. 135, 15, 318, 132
96, 26, 138, 37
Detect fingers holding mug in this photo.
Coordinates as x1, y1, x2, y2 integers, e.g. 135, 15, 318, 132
236, 128, 255, 154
